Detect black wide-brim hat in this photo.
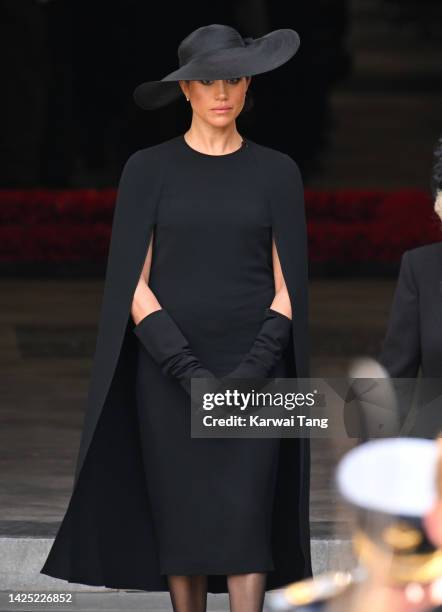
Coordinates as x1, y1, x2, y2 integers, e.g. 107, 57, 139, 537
133, 23, 300, 110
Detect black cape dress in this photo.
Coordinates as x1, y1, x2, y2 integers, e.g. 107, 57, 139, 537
40, 134, 312, 594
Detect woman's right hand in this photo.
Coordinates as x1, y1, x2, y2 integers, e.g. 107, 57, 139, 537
131, 279, 162, 325
131, 229, 162, 325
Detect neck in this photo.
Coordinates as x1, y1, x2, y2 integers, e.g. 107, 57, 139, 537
184, 121, 243, 155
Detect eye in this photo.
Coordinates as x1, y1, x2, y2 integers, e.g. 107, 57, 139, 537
198, 78, 242, 85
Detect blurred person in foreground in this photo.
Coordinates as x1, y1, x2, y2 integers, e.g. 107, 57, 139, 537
265, 435, 442, 612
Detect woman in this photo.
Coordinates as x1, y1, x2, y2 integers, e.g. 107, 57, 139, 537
379, 135, 442, 437
40, 24, 312, 611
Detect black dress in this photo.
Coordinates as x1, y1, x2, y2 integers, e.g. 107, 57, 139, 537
135, 135, 287, 575
40, 133, 311, 593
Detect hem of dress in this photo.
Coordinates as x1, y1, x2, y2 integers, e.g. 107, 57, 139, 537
159, 561, 275, 576
40, 567, 168, 592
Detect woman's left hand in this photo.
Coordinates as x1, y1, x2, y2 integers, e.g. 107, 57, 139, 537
271, 236, 292, 320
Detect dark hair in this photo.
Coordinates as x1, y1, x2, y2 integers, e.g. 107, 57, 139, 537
432, 136, 442, 198
243, 85, 254, 113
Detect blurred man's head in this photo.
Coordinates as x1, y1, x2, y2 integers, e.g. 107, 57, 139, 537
336, 437, 442, 611
432, 136, 442, 221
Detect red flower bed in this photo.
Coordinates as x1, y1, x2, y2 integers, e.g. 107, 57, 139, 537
0, 188, 440, 266
305, 188, 441, 264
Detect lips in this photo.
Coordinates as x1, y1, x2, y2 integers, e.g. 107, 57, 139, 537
212, 106, 232, 111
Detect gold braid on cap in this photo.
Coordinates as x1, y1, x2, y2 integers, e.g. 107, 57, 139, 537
352, 527, 442, 584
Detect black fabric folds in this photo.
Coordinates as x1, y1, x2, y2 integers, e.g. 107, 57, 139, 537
226, 307, 292, 378
133, 306, 291, 393
133, 308, 215, 394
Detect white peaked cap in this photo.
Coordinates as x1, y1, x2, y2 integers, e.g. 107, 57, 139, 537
336, 438, 438, 517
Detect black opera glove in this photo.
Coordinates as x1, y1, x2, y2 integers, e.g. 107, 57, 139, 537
226, 307, 292, 379
132, 308, 215, 395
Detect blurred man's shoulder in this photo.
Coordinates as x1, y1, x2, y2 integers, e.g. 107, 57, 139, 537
406, 241, 442, 263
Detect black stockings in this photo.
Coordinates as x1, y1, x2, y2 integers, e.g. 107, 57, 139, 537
167, 572, 267, 612
227, 572, 267, 612
168, 575, 208, 612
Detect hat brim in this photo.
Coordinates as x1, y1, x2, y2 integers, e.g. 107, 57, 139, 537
133, 29, 300, 110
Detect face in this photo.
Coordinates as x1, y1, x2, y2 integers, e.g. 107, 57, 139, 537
179, 77, 251, 127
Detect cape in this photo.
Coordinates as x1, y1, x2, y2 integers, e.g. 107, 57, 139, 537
40, 136, 312, 593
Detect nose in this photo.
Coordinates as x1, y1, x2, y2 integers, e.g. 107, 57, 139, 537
214, 80, 228, 99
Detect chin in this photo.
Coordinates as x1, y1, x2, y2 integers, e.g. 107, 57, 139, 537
206, 116, 236, 128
